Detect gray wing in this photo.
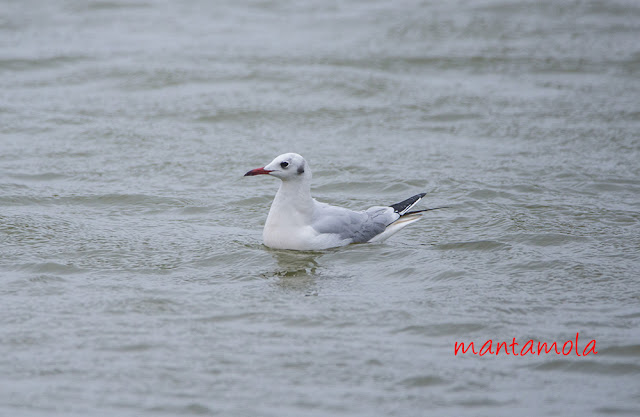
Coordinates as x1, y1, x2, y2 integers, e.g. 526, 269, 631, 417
311, 201, 399, 243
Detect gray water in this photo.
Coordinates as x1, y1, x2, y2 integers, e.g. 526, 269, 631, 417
2, 0, 640, 416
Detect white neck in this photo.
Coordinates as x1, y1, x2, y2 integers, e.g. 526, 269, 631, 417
265, 175, 313, 231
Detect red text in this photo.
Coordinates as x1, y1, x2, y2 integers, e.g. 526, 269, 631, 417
454, 333, 598, 357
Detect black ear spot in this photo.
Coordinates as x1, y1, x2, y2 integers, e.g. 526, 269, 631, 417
297, 161, 305, 174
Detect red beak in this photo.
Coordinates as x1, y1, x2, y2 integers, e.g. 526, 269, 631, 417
244, 167, 273, 176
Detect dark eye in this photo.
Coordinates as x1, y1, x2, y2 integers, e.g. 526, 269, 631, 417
280, 161, 289, 169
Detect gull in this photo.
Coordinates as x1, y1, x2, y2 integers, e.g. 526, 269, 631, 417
245, 153, 438, 251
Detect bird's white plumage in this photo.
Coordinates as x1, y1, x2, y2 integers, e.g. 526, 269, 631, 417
245, 153, 426, 250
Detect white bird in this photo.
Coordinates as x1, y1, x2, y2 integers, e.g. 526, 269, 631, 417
245, 153, 438, 251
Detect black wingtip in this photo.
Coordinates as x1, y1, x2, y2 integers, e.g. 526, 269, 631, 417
389, 193, 427, 215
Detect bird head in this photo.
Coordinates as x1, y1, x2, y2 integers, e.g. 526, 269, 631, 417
244, 153, 310, 181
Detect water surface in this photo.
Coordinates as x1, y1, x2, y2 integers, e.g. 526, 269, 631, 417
1, 1, 639, 416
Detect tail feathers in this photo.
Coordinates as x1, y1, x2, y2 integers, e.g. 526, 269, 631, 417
368, 213, 422, 243
403, 206, 449, 215
393, 212, 424, 225
368, 205, 448, 244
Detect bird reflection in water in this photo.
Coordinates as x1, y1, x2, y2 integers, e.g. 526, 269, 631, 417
265, 249, 327, 295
